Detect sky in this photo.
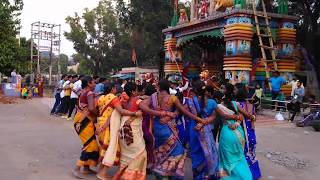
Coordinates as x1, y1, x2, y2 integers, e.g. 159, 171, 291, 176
20, 0, 101, 56
19, 0, 190, 57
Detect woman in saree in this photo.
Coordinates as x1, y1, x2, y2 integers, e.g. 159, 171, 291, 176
140, 79, 206, 179
218, 83, 255, 180
113, 82, 174, 180
235, 83, 261, 180
186, 81, 242, 180
96, 82, 142, 180
72, 76, 99, 178
141, 83, 157, 171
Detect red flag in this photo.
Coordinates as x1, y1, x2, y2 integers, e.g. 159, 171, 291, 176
174, 0, 178, 11
132, 49, 137, 64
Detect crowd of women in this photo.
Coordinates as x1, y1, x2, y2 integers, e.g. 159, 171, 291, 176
52, 74, 262, 180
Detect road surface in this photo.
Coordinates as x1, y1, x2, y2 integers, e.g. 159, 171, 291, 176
0, 98, 319, 180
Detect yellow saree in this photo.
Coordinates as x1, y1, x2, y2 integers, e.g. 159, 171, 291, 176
73, 93, 99, 167
97, 93, 121, 165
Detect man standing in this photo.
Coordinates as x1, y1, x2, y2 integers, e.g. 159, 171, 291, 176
59, 75, 72, 118
289, 80, 305, 122
94, 77, 106, 97
11, 69, 17, 83
288, 77, 304, 97
68, 75, 82, 120
51, 74, 67, 115
269, 71, 286, 109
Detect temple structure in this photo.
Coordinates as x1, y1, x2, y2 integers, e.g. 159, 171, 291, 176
162, 0, 301, 96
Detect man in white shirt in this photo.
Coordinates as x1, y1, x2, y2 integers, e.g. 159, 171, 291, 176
168, 75, 189, 96
11, 69, 17, 83
169, 81, 189, 95
68, 75, 83, 120
51, 74, 67, 115
121, 79, 127, 90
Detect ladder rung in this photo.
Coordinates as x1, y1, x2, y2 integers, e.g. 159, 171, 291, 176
258, 34, 272, 38
263, 59, 280, 62
255, 14, 271, 19
256, 23, 270, 27
259, 45, 276, 50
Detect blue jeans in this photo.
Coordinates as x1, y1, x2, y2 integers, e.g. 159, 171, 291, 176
51, 93, 61, 114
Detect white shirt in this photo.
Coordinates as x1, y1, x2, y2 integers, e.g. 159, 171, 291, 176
11, 71, 16, 77
169, 81, 189, 95
71, 80, 82, 99
60, 80, 70, 98
121, 83, 126, 90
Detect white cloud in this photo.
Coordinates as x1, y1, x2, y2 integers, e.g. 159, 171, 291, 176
20, 0, 100, 56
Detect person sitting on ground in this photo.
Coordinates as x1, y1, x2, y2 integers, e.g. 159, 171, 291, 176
21, 85, 28, 99
296, 95, 319, 127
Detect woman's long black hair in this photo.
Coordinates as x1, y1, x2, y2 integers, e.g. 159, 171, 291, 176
193, 80, 207, 114
124, 82, 137, 97
103, 82, 115, 95
223, 83, 238, 114
159, 79, 170, 94
235, 83, 248, 102
81, 76, 93, 89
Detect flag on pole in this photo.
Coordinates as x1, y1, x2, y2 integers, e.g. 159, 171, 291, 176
132, 49, 137, 64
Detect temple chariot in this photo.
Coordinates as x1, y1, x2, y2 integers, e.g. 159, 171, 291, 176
162, 0, 307, 97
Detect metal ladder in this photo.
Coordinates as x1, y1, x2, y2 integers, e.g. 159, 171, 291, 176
252, 0, 278, 86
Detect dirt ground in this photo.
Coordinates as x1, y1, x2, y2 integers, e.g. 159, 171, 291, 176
0, 98, 319, 180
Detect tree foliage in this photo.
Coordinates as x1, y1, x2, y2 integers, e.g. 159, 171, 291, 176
65, 0, 319, 83
289, 0, 320, 83
65, 0, 126, 75
65, 0, 174, 75
0, 0, 28, 75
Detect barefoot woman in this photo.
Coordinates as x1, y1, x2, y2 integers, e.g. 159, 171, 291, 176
96, 82, 142, 180
73, 76, 99, 178
141, 79, 206, 179
113, 82, 174, 180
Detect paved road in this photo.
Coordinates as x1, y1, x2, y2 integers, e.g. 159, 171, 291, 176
0, 98, 319, 180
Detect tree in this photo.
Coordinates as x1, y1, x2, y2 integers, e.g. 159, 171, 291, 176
59, 54, 69, 74
65, 0, 121, 75
117, 0, 174, 66
0, 0, 25, 75
65, 0, 175, 75
72, 53, 93, 75
288, 0, 320, 85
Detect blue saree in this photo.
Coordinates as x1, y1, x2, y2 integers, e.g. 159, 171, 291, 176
150, 93, 186, 179
219, 101, 253, 180
239, 101, 261, 180
186, 97, 219, 180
